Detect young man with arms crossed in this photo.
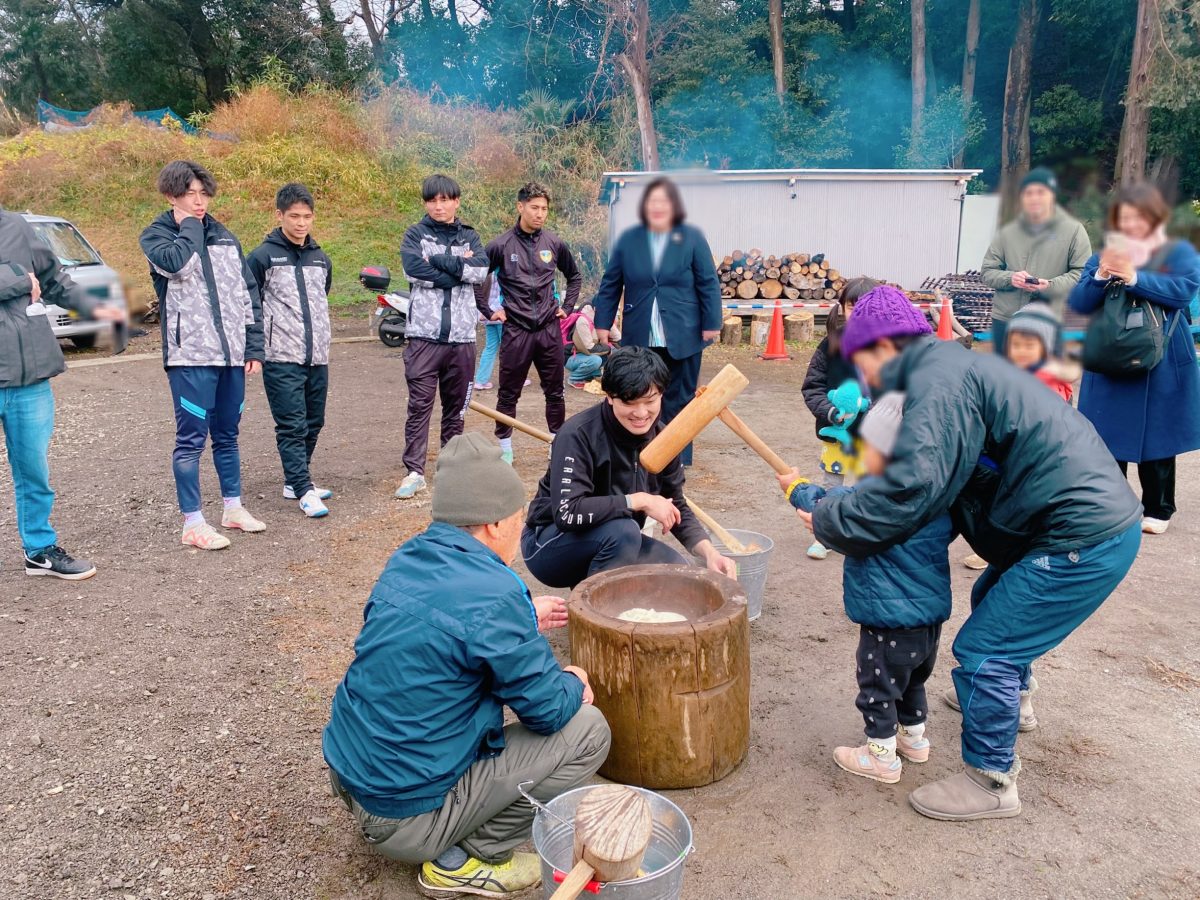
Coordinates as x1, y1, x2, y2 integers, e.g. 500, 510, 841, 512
140, 160, 267, 550
475, 182, 582, 463
394, 174, 489, 499
247, 183, 335, 518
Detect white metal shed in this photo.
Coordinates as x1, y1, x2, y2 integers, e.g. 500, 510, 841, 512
599, 169, 983, 289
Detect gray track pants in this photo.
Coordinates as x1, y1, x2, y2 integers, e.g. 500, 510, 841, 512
330, 704, 611, 864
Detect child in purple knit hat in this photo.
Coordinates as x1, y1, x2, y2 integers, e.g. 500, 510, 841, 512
840, 285, 932, 360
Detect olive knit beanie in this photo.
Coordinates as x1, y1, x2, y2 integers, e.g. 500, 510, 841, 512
432, 433, 527, 526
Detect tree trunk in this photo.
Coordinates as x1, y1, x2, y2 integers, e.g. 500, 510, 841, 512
1148, 153, 1180, 204
911, 0, 926, 137
999, 0, 1040, 221
841, 0, 857, 32
954, 0, 981, 167
1115, 0, 1155, 185
769, 0, 785, 101
618, 0, 659, 170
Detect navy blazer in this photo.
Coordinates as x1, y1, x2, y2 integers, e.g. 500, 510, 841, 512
593, 223, 723, 360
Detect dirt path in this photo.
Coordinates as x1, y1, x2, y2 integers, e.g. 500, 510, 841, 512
2, 328, 1198, 899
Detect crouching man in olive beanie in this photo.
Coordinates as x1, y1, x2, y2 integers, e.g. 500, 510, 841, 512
323, 432, 610, 898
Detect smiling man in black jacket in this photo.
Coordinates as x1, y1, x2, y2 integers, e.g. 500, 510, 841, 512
522, 347, 735, 588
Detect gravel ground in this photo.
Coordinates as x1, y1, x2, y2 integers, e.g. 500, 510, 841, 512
2, 323, 1198, 900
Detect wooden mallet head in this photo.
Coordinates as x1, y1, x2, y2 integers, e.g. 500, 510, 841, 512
550, 785, 653, 899
639, 364, 749, 473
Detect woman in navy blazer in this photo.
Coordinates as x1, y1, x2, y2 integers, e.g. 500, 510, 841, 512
594, 177, 723, 464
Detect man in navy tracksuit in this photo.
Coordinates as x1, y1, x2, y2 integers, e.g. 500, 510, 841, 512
140, 160, 267, 551
474, 182, 582, 463
394, 174, 489, 500
247, 183, 334, 519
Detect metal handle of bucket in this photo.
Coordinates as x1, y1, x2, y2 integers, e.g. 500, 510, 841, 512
517, 781, 573, 831
552, 869, 602, 894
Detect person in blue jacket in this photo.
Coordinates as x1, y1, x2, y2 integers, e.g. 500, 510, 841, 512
593, 177, 723, 466
323, 432, 610, 898
1069, 181, 1200, 536
780, 285, 1141, 822
786, 392, 952, 785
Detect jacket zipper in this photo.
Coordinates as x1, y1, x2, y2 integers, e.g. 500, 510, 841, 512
175, 313, 181, 347
16, 326, 26, 384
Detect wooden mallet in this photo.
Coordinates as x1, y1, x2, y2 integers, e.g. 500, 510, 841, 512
550, 785, 653, 900
684, 495, 750, 554
639, 364, 749, 473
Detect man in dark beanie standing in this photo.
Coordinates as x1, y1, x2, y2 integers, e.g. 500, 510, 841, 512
323, 432, 609, 898
981, 166, 1091, 357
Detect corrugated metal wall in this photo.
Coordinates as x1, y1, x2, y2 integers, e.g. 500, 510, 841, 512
605, 172, 973, 288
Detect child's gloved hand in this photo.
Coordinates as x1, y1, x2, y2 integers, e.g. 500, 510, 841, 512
787, 482, 827, 513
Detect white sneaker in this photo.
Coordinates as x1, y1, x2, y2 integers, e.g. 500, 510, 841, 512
283, 484, 332, 500
299, 490, 329, 518
182, 521, 231, 551
394, 472, 427, 499
1142, 517, 1170, 534
221, 506, 267, 533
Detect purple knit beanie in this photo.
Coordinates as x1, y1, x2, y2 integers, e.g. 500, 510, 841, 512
840, 285, 932, 358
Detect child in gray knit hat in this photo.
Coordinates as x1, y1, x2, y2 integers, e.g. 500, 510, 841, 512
1004, 301, 1078, 403
785, 392, 954, 785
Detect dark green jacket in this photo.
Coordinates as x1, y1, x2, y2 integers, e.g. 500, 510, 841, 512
812, 337, 1141, 569
0, 210, 95, 388
980, 208, 1091, 321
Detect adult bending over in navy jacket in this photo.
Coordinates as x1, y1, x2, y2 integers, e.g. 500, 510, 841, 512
523, 347, 736, 588
779, 285, 1142, 822
323, 433, 610, 898
593, 177, 723, 466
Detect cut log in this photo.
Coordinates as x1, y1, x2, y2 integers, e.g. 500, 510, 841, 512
784, 311, 815, 343
795, 253, 810, 265
827, 269, 841, 281
721, 256, 734, 267
720, 286, 735, 299
750, 313, 772, 346
783, 286, 801, 300
721, 316, 742, 346
760, 278, 784, 300
736, 279, 759, 300
765, 266, 781, 279
752, 271, 766, 284
823, 288, 838, 300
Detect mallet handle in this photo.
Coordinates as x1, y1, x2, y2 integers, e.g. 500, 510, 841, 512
469, 401, 554, 444
550, 861, 597, 900
684, 496, 749, 554
717, 408, 792, 475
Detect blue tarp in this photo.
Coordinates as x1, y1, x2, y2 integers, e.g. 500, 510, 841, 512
37, 100, 197, 134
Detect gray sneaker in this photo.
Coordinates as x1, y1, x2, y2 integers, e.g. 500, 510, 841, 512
395, 472, 427, 499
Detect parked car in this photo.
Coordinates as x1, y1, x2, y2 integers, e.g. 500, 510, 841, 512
21, 213, 126, 349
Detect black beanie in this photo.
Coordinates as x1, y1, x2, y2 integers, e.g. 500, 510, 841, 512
1020, 167, 1059, 195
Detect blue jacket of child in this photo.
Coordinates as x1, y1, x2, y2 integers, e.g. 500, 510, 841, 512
791, 481, 953, 629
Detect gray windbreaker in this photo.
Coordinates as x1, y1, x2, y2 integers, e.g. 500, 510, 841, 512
246, 229, 333, 366
400, 215, 488, 343
140, 211, 264, 367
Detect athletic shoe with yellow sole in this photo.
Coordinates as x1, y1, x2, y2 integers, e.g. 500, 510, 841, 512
417, 852, 541, 897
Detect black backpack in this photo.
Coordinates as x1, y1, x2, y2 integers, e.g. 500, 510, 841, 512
1082, 243, 1183, 378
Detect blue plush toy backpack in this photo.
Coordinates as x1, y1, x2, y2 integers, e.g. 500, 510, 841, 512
818, 379, 870, 451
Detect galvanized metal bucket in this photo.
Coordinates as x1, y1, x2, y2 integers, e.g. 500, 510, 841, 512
707, 528, 774, 621
530, 785, 693, 899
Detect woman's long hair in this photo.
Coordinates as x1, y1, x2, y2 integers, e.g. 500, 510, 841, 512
825, 276, 882, 357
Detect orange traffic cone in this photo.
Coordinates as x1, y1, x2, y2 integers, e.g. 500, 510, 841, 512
936, 292, 954, 341
759, 299, 791, 360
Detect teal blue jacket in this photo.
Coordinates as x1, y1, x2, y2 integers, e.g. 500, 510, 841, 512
322, 523, 584, 818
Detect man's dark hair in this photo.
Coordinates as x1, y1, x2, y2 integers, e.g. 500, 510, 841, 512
518, 181, 551, 204
422, 173, 462, 202
157, 160, 217, 199
601, 347, 671, 402
276, 182, 314, 212
638, 176, 686, 227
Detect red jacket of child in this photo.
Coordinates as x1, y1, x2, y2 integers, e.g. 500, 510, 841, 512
1035, 367, 1073, 403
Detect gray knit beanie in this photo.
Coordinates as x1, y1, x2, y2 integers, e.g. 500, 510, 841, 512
432, 433, 527, 526
859, 391, 906, 459
1007, 301, 1059, 358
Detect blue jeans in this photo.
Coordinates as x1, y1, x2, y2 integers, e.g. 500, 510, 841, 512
565, 353, 603, 384
952, 522, 1141, 773
167, 366, 246, 514
475, 321, 502, 384
0, 380, 57, 553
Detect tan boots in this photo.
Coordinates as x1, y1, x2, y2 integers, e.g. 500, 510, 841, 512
908, 761, 1022, 821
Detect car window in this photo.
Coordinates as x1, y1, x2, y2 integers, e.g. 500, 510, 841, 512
30, 222, 103, 267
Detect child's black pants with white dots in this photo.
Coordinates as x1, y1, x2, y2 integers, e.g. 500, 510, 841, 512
855, 623, 942, 740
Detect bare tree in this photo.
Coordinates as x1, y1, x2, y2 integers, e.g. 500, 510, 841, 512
954, 0, 980, 167
587, 0, 660, 170
1115, 0, 1157, 184
769, 0, 785, 101
911, 0, 926, 138
999, 0, 1041, 220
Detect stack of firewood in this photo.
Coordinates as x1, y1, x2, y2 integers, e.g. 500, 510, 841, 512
717, 250, 847, 302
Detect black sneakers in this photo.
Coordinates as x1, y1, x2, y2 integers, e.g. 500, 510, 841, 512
24, 546, 97, 580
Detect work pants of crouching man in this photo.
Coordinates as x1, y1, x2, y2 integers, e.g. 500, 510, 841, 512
330, 705, 611, 865
951, 522, 1141, 775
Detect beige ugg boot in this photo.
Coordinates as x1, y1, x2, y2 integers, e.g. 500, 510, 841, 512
908, 759, 1022, 821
